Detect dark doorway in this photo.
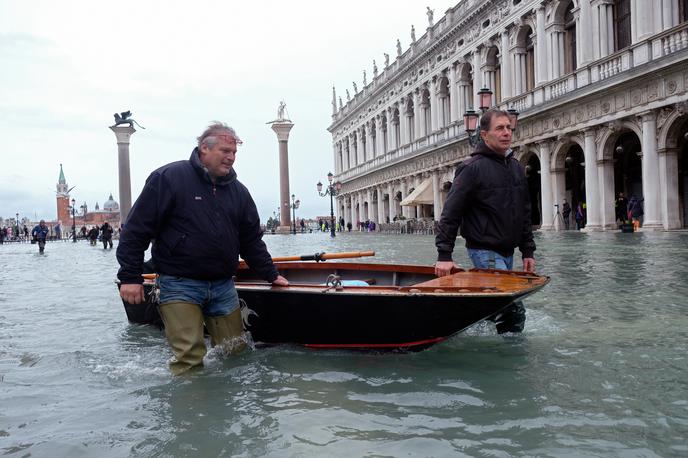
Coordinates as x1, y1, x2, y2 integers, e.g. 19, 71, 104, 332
525, 155, 541, 226
565, 145, 586, 217
613, 132, 643, 200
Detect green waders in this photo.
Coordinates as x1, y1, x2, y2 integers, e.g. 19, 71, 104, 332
159, 301, 245, 375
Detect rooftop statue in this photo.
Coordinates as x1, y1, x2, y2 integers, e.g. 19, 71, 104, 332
396, 39, 402, 56
384, 53, 390, 67
411, 25, 416, 42
277, 100, 287, 120
427, 7, 434, 27
363, 70, 367, 86
113, 110, 145, 129
373, 60, 378, 77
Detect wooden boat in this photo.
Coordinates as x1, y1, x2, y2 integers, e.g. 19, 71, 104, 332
119, 252, 549, 351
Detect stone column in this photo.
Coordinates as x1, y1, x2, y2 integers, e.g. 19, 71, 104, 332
387, 182, 394, 221
377, 185, 386, 224
401, 179, 411, 219
551, 167, 567, 230
472, 51, 483, 108
659, 148, 681, 229
356, 126, 366, 164
640, 111, 662, 229
548, 24, 565, 79
598, 158, 617, 229
578, 0, 593, 65
109, 124, 136, 225
633, 0, 655, 42
449, 65, 459, 123
539, 141, 554, 230
271, 121, 294, 229
482, 66, 496, 99
500, 31, 512, 99
513, 50, 527, 95
535, 5, 548, 86
432, 170, 441, 221
430, 79, 439, 133
583, 128, 602, 230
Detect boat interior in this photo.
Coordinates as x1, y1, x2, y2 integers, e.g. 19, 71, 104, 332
235, 262, 548, 296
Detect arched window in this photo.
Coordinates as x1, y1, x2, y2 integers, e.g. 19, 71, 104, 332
485, 46, 500, 103
614, 0, 631, 51
564, 1, 577, 73
421, 87, 431, 134
438, 77, 450, 127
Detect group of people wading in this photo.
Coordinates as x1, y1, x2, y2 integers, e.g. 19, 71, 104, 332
117, 111, 536, 375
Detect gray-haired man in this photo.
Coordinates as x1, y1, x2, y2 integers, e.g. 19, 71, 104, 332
117, 122, 288, 374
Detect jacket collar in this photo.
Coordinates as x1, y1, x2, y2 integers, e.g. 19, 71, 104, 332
189, 147, 237, 186
471, 140, 510, 162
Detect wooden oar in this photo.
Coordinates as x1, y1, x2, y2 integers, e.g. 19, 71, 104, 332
268, 251, 375, 263
142, 251, 376, 279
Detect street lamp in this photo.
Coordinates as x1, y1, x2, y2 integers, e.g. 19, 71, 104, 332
316, 171, 342, 238
71, 198, 77, 242
463, 87, 519, 147
290, 194, 301, 235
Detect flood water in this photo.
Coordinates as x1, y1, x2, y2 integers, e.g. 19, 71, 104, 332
1, 231, 687, 457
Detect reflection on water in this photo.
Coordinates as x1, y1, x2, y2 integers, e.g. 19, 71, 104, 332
1, 231, 687, 456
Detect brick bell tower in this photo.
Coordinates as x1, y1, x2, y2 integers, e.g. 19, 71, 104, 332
56, 164, 71, 224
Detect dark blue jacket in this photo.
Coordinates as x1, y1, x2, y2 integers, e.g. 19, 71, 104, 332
435, 141, 535, 260
117, 149, 278, 284
31, 225, 50, 242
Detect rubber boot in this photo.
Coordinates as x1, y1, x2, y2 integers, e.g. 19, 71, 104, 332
491, 301, 527, 334
204, 308, 246, 355
159, 301, 206, 375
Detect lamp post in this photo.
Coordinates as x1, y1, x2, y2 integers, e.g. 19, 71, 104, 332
316, 172, 342, 238
71, 198, 77, 242
290, 194, 301, 235
463, 87, 519, 147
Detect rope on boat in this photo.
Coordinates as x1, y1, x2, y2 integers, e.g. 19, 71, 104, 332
324, 274, 344, 292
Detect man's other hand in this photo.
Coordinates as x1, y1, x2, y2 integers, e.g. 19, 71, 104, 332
272, 275, 289, 286
522, 257, 536, 273
120, 283, 145, 304
434, 261, 460, 277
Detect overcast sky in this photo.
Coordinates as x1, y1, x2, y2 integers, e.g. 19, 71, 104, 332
0, 0, 451, 223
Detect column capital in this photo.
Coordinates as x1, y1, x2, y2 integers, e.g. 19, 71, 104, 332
109, 125, 136, 143
637, 110, 657, 123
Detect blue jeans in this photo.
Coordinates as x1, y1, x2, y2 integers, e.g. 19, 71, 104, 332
157, 275, 239, 317
466, 249, 525, 333
467, 248, 514, 270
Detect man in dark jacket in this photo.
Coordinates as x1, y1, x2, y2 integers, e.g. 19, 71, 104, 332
100, 221, 114, 249
31, 220, 50, 254
434, 109, 536, 333
117, 122, 288, 374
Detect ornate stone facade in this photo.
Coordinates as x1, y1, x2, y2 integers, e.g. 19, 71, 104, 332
329, 0, 688, 230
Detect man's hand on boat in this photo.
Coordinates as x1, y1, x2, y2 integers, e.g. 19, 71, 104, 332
522, 257, 536, 273
120, 283, 146, 304
272, 275, 289, 286
434, 261, 460, 277
434, 258, 536, 277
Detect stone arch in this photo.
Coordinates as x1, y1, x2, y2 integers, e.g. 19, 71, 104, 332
599, 121, 642, 161
551, 135, 584, 169
484, 46, 501, 102
514, 24, 536, 92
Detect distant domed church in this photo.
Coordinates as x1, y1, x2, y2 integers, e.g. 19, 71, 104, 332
54, 165, 121, 229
